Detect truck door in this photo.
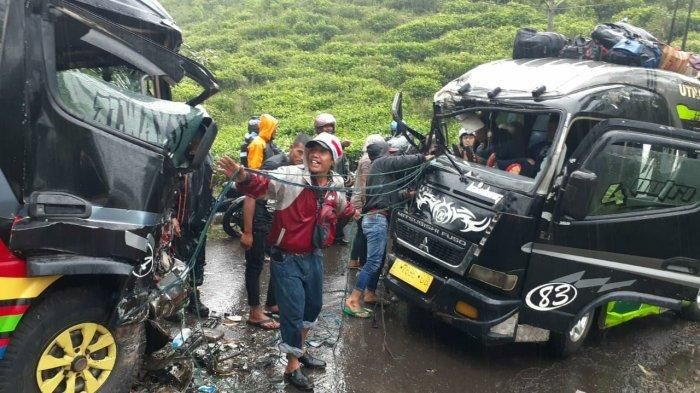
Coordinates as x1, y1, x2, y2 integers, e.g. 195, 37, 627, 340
520, 119, 700, 333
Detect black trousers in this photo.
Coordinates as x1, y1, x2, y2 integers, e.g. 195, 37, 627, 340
350, 219, 366, 265
244, 230, 276, 307
177, 228, 207, 287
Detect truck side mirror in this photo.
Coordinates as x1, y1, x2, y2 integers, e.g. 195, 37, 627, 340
560, 170, 597, 220
392, 92, 403, 123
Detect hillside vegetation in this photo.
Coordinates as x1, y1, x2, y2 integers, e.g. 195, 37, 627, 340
160, 0, 699, 160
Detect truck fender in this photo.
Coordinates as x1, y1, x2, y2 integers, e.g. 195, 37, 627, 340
26, 254, 134, 277
569, 290, 683, 331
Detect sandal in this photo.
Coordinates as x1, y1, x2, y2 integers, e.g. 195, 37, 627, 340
343, 305, 372, 319
246, 318, 280, 330
263, 306, 280, 318
364, 298, 391, 306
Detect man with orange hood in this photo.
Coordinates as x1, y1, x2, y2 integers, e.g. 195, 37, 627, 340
247, 113, 278, 169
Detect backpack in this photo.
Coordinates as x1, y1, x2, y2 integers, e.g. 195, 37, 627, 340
513, 28, 568, 59
592, 22, 660, 50
605, 38, 661, 68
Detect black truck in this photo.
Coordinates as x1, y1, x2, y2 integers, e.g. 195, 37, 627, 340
0, 1, 219, 391
387, 58, 700, 356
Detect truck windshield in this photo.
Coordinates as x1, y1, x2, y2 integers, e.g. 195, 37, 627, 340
444, 110, 560, 184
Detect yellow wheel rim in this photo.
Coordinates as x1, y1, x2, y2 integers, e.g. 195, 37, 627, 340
35, 322, 117, 393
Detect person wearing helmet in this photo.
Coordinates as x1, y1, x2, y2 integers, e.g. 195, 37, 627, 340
218, 132, 355, 391
348, 134, 385, 269
343, 142, 434, 318
453, 114, 486, 163
314, 113, 353, 244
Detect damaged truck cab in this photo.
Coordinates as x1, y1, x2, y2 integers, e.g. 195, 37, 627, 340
387, 58, 700, 356
0, 0, 218, 391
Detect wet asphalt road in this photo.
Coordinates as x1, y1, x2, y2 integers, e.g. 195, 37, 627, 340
197, 229, 699, 393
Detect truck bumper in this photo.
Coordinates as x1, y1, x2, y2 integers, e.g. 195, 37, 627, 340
385, 254, 522, 343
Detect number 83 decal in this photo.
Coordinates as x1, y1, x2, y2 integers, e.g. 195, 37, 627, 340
525, 282, 578, 311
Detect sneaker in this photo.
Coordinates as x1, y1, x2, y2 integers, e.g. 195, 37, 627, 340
284, 368, 314, 391
299, 353, 326, 369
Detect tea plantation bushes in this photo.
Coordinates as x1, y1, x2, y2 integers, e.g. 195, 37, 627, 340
161, 0, 686, 159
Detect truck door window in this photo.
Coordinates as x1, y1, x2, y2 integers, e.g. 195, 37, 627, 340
579, 86, 669, 125
51, 9, 204, 148
584, 141, 700, 216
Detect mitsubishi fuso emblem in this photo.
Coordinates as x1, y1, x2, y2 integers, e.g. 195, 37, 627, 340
415, 188, 491, 233
419, 237, 430, 253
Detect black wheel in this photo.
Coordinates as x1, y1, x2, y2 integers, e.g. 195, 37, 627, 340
222, 202, 243, 238
0, 286, 145, 393
680, 289, 700, 321
547, 311, 593, 358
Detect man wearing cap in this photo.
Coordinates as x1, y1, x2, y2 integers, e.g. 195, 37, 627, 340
219, 132, 354, 391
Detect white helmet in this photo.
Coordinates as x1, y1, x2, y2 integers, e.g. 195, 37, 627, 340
314, 113, 336, 132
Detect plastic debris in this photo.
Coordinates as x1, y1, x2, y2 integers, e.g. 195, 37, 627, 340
203, 327, 225, 342
171, 328, 192, 349
197, 385, 218, 393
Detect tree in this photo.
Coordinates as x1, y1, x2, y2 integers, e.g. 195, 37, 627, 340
543, 0, 566, 30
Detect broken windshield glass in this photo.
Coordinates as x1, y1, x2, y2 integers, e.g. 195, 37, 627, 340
57, 69, 204, 148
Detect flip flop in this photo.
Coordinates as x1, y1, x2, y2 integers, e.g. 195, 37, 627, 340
343, 305, 372, 319
263, 308, 280, 318
364, 298, 391, 306
246, 318, 280, 330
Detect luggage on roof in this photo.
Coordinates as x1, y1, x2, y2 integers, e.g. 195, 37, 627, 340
513, 28, 568, 59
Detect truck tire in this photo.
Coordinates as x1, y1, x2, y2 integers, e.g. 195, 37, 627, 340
0, 287, 145, 393
547, 311, 593, 358
680, 290, 700, 321
222, 202, 243, 238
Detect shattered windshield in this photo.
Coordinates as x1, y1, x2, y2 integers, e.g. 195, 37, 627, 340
57, 69, 204, 148
444, 110, 560, 186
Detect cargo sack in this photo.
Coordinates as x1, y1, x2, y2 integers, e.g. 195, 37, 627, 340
605, 39, 661, 68
659, 45, 698, 77
559, 37, 607, 61
689, 54, 700, 72
513, 28, 568, 59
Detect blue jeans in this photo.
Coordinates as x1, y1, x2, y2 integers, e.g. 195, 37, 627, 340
355, 214, 388, 292
270, 248, 324, 358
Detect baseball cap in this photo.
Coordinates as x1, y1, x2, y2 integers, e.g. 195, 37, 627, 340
306, 132, 343, 163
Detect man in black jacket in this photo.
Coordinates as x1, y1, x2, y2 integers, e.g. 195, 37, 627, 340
344, 141, 433, 317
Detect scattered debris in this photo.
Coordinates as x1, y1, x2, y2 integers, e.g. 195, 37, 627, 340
638, 364, 656, 377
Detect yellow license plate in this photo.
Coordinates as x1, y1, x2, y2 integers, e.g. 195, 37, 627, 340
389, 259, 434, 293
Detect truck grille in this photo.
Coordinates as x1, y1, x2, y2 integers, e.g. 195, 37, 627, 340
393, 218, 466, 267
